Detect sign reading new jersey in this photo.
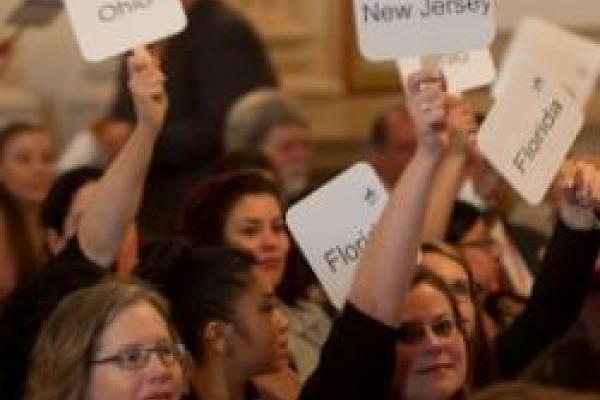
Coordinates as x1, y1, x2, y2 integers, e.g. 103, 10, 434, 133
286, 163, 388, 309
479, 65, 584, 205
353, 0, 497, 61
62, 0, 187, 62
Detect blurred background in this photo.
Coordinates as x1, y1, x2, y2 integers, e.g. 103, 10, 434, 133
0, 0, 599, 180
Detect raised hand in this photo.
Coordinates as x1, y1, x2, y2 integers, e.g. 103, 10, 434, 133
558, 160, 600, 230
127, 47, 167, 133
404, 69, 449, 154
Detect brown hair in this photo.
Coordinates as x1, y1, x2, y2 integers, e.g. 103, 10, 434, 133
469, 382, 600, 400
178, 170, 284, 248
392, 270, 472, 400
0, 122, 48, 159
25, 282, 172, 400
421, 241, 500, 389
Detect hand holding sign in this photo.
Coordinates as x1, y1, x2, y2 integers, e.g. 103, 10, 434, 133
128, 48, 167, 134
558, 160, 600, 230
404, 70, 450, 153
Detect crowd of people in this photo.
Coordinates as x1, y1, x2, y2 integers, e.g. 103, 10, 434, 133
1, 0, 600, 399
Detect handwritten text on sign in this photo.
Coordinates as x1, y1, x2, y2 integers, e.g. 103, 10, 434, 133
286, 163, 388, 309
478, 67, 583, 205
353, 0, 497, 61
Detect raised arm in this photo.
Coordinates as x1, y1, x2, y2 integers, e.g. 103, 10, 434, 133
78, 49, 167, 267
421, 97, 478, 241
495, 160, 600, 379
349, 70, 449, 327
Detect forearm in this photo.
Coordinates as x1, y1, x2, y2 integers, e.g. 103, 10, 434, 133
495, 220, 600, 378
422, 150, 467, 241
78, 124, 159, 267
349, 147, 442, 327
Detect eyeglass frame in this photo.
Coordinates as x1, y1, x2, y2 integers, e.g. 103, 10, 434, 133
90, 341, 187, 371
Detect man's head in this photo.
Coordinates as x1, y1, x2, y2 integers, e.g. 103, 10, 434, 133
225, 89, 312, 197
370, 102, 417, 188
41, 167, 103, 255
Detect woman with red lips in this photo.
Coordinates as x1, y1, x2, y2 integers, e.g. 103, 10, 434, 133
0, 122, 56, 266
179, 171, 332, 386
25, 282, 185, 400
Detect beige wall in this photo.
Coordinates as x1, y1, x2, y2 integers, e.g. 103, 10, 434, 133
0, 1, 599, 148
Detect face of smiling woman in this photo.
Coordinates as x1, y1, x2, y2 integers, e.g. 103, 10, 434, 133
393, 283, 468, 400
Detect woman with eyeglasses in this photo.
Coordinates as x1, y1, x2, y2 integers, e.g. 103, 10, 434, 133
25, 282, 185, 400
300, 70, 462, 399
417, 162, 600, 388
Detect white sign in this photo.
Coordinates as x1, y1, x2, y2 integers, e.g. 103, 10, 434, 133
397, 49, 496, 93
62, 0, 187, 62
286, 163, 388, 309
494, 18, 600, 107
353, 0, 497, 61
479, 65, 584, 205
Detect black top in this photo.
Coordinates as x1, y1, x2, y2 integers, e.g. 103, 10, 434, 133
299, 304, 397, 400
494, 221, 600, 379
0, 239, 104, 400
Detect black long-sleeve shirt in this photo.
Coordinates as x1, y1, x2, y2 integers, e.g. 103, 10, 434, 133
495, 221, 600, 379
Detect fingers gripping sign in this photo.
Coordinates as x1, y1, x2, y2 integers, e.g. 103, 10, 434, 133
405, 69, 451, 153
558, 160, 600, 230
128, 47, 168, 133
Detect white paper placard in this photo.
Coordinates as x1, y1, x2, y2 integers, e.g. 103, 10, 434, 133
494, 17, 600, 107
353, 0, 497, 62
397, 49, 496, 93
62, 0, 187, 62
479, 65, 584, 205
286, 163, 388, 309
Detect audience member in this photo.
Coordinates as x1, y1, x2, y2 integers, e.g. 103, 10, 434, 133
300, 69, 451, 399
179, 171, 331, 383
0, 48, 168, 400
225, 89, 312, 198
144, 247, 290, 400
0, 122, 55, 266
25, 282, 185, 400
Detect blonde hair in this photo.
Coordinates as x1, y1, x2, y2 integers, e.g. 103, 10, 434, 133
25, 282, 171, 400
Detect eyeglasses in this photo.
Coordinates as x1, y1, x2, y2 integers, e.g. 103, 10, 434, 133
91, 341, 186, 370
395, 318, 458, 345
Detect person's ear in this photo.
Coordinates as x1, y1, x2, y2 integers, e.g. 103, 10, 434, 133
203, 322, 232, 356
